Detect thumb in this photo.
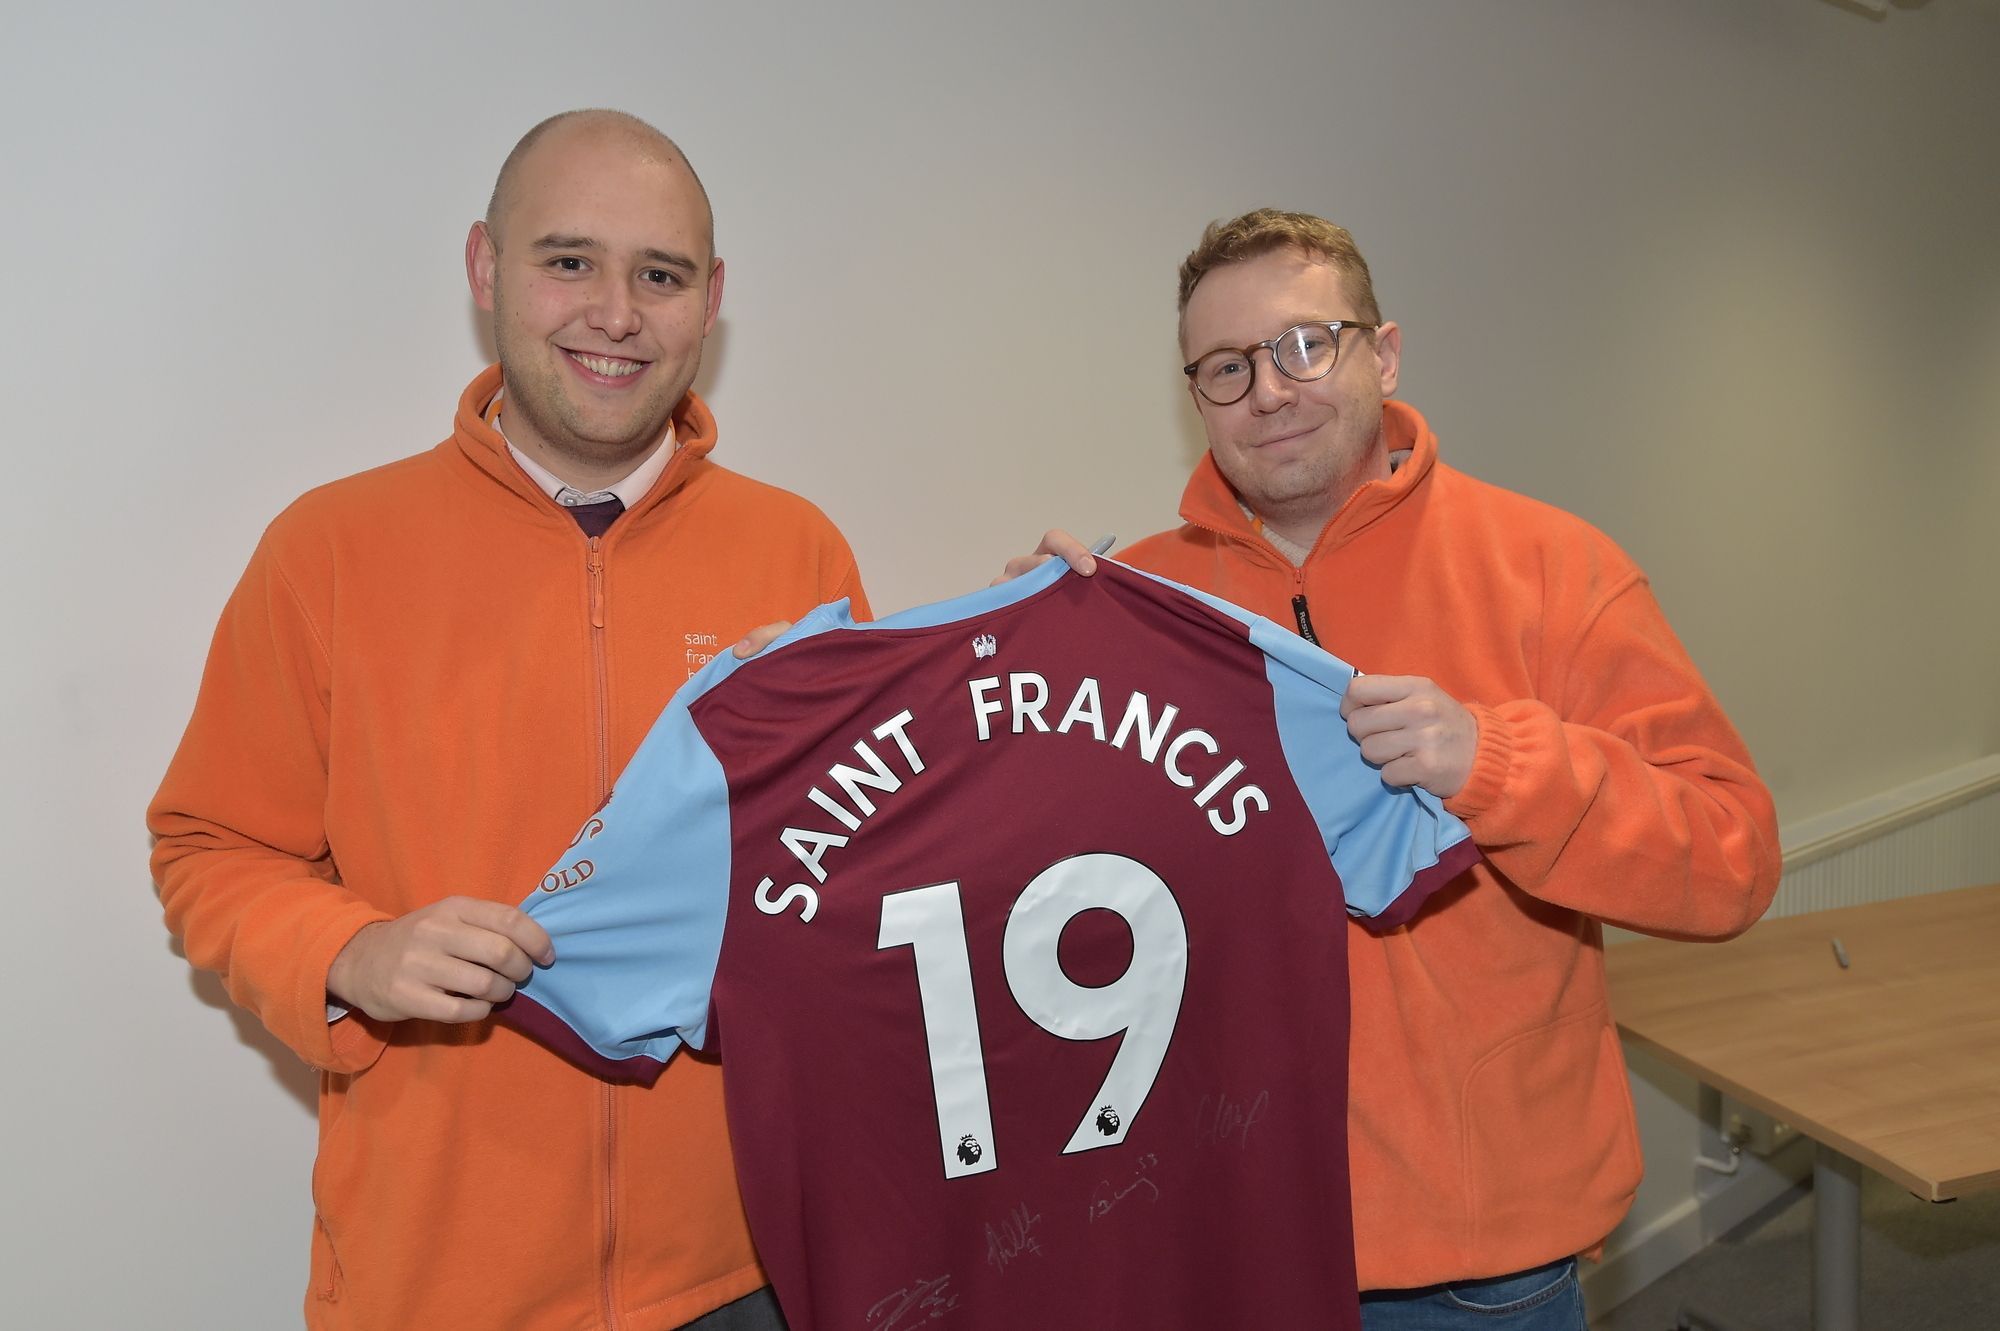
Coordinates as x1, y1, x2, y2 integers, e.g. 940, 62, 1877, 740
733, 621, 792, 659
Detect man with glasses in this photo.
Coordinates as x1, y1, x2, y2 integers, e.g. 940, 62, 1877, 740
1013, 210, 1780, 1328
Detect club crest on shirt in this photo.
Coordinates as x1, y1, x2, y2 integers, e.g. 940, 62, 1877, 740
972, 634, 998, 659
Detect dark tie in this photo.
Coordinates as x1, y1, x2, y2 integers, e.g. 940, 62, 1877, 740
566, 497, 624, 538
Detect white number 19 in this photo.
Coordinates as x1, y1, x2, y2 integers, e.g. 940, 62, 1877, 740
876, 854, 1189, 1179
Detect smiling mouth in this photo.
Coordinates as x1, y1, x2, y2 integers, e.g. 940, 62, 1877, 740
1252, 427, 1316, 450
564, 350, 647, 378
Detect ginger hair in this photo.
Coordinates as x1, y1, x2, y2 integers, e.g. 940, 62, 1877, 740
1177, 209, 1382, 332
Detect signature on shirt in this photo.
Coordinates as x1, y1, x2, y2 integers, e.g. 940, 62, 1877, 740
1195, 1089, 1270, 1150
984, 1203, 1045, 1272
866, 1274, 959, 1327
1087, 1153, 1161, 1222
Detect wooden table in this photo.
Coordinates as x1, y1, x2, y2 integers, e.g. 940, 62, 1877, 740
1605, 882, 2000, 1331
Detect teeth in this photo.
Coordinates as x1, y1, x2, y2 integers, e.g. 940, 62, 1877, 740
571, 353, 642, 377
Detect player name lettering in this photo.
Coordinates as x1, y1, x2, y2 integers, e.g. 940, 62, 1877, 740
968, 672, 1268, 837
760, 709, 928, 921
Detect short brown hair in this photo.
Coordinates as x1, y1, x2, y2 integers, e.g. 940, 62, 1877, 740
1177, 209, 1381, 326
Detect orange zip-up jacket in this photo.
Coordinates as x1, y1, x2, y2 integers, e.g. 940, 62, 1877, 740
149, 365, 870, 1331
1120, 400, 1779, 1289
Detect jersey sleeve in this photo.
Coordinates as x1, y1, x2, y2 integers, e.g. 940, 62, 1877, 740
510, 690, 737, 1085
1248, 619, 1481, 928
509, 595, 889, 1081
1118, 564, 1480, 930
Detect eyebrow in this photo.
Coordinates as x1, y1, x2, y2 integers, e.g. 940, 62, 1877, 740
529, 234, 701, 275
1192, 316, 1359, 355
637, 247, 700, 275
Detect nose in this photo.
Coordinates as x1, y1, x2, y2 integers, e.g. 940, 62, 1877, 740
588, 275, 640, 341
1246, 349, 1297, 412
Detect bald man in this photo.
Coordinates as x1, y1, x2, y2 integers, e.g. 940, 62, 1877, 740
150, 110, 866, 1331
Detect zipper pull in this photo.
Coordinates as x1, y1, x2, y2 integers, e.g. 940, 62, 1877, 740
586, 541, 605, 629
1290, 593, 1321, 646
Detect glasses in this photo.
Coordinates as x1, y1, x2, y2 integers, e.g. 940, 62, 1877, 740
1183, 321, 1380, 405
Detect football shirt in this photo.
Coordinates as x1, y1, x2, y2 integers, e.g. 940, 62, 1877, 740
509, 558, 1478, 1330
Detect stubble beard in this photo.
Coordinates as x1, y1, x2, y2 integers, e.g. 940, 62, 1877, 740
1213, 414, 1380, 531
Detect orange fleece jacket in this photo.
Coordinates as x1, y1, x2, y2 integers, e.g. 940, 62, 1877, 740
149, 366, 870, 1331
1120, 400, 1780, 1289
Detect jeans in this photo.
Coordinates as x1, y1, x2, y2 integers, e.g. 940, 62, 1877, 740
1358, 1258, 1585, 1330
678, 1286, 789, 1331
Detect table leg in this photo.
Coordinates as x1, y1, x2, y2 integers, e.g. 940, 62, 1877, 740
1813, 1142, 1862, 1331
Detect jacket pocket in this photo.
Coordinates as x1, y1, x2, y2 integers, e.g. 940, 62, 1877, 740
310, 1214, 343, 1305
1461, 1008, 1643, 1259
309, 1070, 356, 1307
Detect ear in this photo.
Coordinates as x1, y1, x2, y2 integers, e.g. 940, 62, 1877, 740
701, 256, 726, 338
466, 221, 498, 313
1372, 321, 1402, 398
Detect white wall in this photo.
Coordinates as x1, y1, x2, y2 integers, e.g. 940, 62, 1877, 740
2, 1, 1996, 1324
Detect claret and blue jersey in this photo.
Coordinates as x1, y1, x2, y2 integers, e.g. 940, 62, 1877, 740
509, 558, 1478, 1331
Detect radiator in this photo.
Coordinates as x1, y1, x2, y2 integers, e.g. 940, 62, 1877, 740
1771, 754, 2000, 917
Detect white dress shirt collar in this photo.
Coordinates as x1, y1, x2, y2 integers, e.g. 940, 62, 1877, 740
501, 417, 676, 510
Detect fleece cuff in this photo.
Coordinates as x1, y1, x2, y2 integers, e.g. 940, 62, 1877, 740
1444, 701, 1513, 822
288, 902, 394, 1075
